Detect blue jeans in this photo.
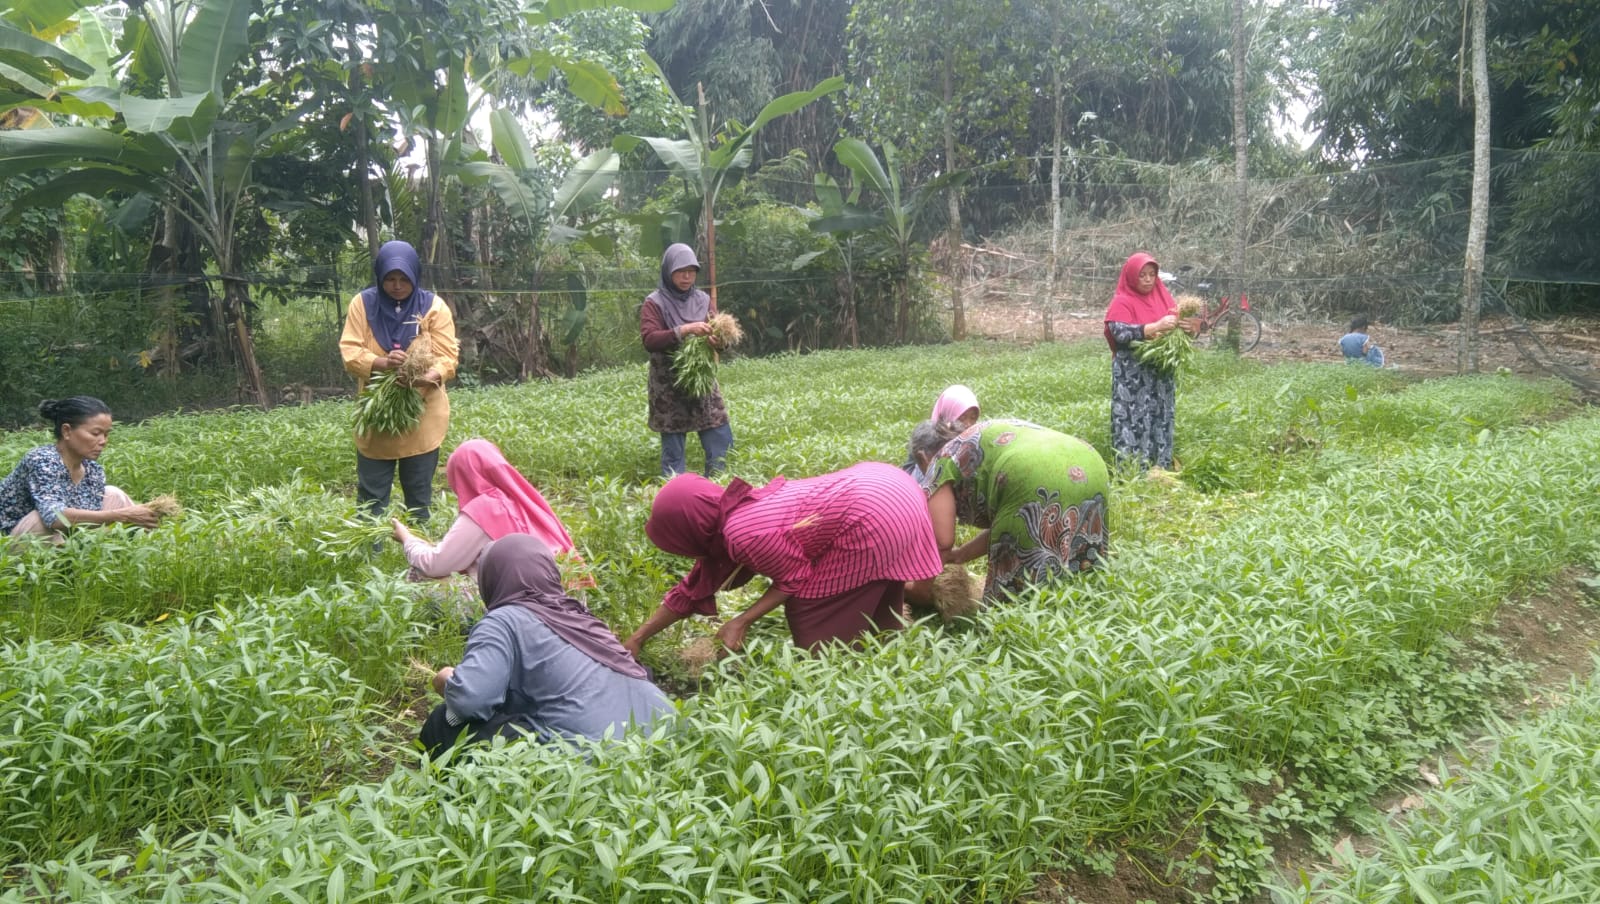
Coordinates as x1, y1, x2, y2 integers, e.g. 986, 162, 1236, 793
1345, 346, 1385, 367
660, 423, 734, 477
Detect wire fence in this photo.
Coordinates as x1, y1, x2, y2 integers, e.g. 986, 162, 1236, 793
2, 148, 1597, 421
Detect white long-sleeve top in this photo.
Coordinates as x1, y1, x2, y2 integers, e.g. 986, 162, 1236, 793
404, 514, 491, 580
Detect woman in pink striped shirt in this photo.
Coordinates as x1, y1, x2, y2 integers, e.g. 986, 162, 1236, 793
622, 461, 944, 656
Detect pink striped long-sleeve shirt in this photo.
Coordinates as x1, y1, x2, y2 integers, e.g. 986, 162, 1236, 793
662, 462, 941, 614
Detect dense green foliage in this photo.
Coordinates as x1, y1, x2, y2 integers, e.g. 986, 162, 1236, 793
1, 343, 1597, 900
1278, 666, 1600, 903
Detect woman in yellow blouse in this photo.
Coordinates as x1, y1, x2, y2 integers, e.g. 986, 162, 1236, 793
339, 240, 460, 521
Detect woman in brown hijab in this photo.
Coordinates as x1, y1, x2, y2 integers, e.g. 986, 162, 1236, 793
419, 534, 671, 756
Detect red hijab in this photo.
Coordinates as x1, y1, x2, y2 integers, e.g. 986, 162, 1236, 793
646, 473, 782, 606
1102, 252, 1176, 349
446, 439, 575, 552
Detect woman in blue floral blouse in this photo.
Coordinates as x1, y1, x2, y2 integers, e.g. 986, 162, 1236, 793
0, 397, 158, 539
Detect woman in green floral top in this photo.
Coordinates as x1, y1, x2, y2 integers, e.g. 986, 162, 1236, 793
908, 418, 1109, 600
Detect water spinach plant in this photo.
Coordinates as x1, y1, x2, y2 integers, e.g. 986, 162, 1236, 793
2, 342, 1597, 902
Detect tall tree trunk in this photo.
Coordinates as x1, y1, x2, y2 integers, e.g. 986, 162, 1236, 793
150, 204, 214, 374
222, 273, 268, 408
697, 83, 720, 314
45, 226, 66, 294
843, 243, 859, 349
352, 67, 379, 257
420, 135, 447, 274
1227, 0, 1249, 352
1045, 8, 1064, 344
943, 50, 965, 341
1459, 0, 1488, 374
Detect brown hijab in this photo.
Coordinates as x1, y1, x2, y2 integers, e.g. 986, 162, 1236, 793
478, 534, 648, 680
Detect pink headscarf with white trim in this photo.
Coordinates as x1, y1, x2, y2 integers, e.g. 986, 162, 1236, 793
446, 439, 575, 552
1102, 251, 1176, 349
931, 385, 979, 424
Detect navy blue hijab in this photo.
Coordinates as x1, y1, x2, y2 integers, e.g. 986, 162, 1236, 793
361, 241, 434, 350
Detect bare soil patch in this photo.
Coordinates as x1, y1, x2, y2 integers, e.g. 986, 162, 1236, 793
964, 295, 1600, 384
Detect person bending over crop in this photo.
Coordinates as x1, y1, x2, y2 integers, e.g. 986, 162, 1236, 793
903, 384, 980, 482
391, 439, 594, 590
906, 418, 1109, 602
340, 240, 459, 522
623, 462, 944, 657
0, 396, 161, 540
1102, 252, 1197, 469
640, 243, 734, 478
419, 534, 671, 757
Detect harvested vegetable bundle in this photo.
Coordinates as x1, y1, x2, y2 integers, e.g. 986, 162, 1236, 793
930, 562, 984, 622
144, 494, 183, 519
1133, 295, 1202, 376
353, 335, 434, 437
672, 312, 744, 397
678, 636, 722, 679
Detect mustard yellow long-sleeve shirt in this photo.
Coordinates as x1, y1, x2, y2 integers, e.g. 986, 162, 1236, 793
340, 294, 460, 460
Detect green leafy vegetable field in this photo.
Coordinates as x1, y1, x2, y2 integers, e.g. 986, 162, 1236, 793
2, 342, 1597, 902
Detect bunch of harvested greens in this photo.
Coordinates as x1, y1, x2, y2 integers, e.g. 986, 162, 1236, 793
353, 334, 434, 437
673, 312, 744, 397
929, 562, 984, 622
144, 494, 183, 519
1133, 295, 1202, 376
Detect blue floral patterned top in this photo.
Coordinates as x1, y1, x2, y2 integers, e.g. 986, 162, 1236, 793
0, 445, 107, 532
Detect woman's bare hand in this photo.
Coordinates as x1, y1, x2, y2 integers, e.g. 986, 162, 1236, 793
714, 618, 749, 653
120, 505, 160, 529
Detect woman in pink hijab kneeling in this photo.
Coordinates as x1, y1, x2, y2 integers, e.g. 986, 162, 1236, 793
391, 439, 593, 590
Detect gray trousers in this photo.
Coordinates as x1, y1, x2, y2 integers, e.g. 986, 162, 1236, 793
357, 448, 439, 521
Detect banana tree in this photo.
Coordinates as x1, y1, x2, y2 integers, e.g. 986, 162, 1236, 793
0, 0, 294, 408
823, 138, 968, 342
796, 171, 878, 348
372, 0, 672, 272
0, 0, 95, 108
454, 108, 619, 378
614, 71, 844, 309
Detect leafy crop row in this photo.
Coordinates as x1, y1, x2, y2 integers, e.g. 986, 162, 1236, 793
1277, 669, 1600, 903
5, 366, 1595, 901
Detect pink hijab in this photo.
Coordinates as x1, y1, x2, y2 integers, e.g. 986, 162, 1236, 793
931, 385, 979, 424
1103, 252, 1176, 349
446, 439, 575, 552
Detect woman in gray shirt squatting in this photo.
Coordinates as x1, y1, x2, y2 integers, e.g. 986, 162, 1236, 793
419, 534, 672, 757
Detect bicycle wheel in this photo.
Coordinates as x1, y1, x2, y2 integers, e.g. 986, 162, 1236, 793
1202, 308, 1262, 353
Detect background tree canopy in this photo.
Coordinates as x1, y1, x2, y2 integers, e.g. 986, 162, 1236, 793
0, 0, 1596, 422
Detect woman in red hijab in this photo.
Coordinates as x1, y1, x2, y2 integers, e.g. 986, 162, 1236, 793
622, 462, 944, 657
1102, 252, 1197, 469
391, 439, 593, 589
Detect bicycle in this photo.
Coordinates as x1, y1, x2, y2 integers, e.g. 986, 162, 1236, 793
1163, 266, 1262, 353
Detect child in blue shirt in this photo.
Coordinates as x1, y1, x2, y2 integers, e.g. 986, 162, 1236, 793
1339, 316, 1385, 366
